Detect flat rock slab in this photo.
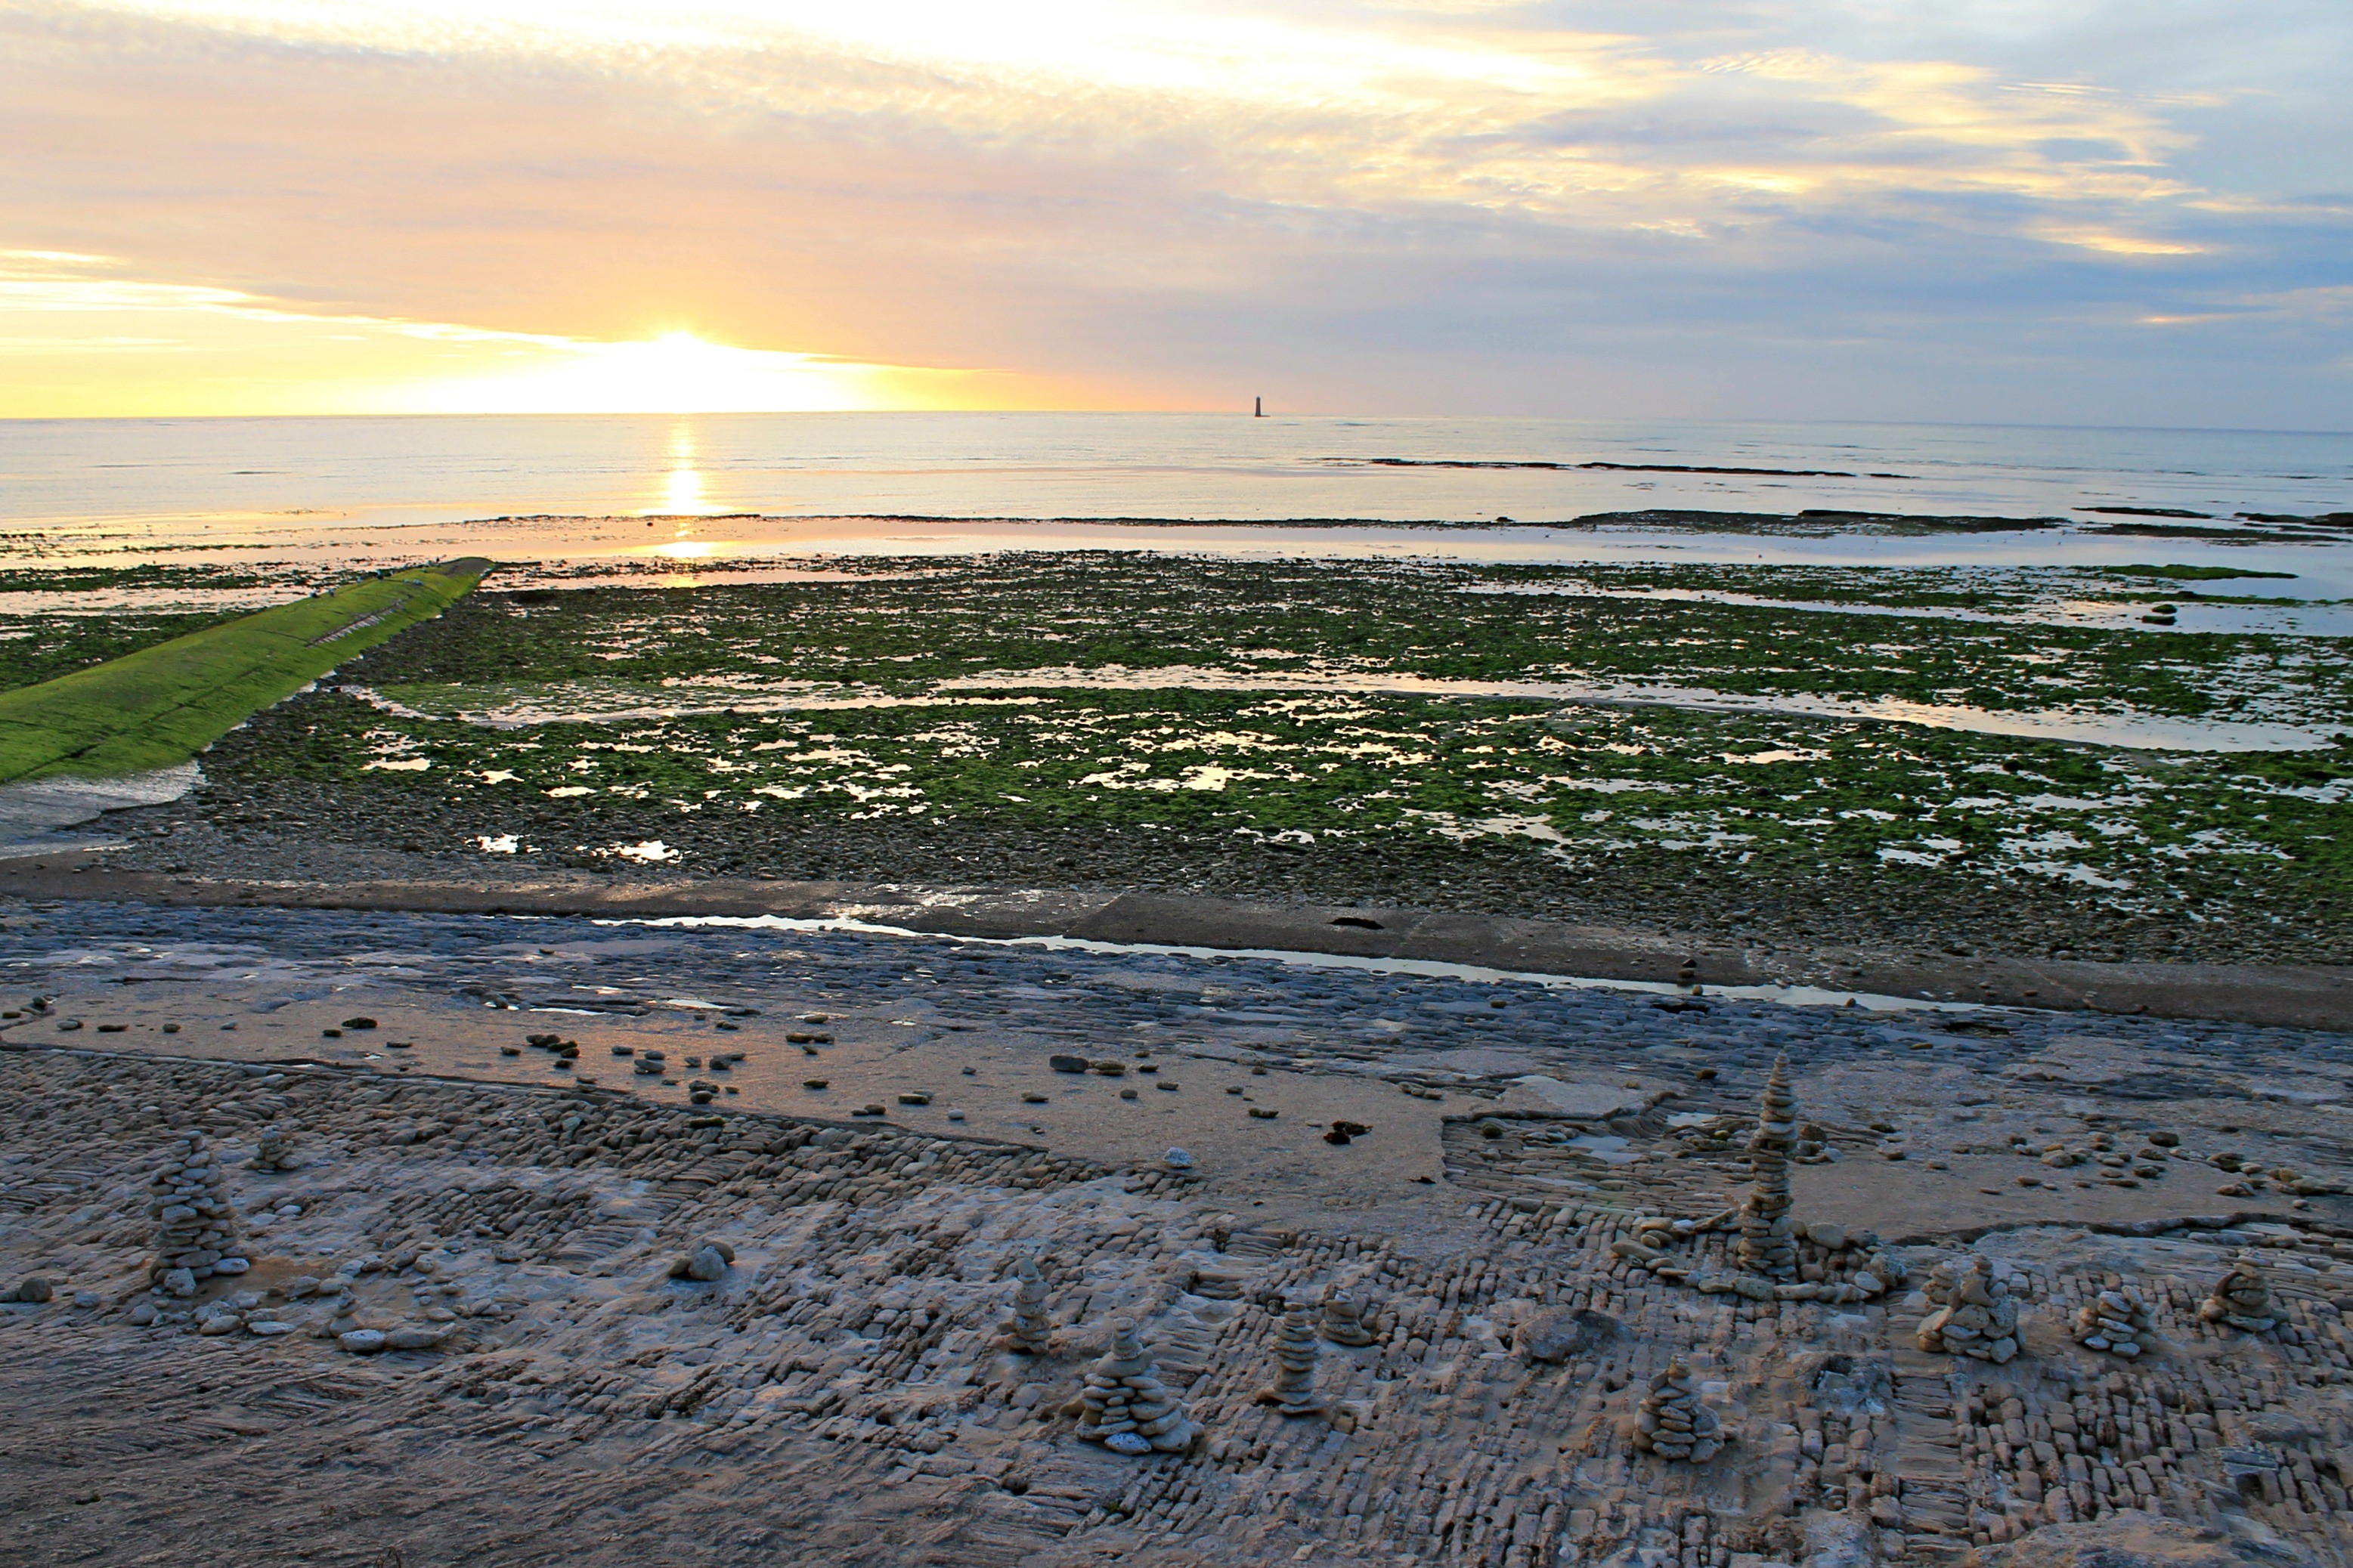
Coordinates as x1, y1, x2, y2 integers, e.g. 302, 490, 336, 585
1494, 1075, 1652, 1119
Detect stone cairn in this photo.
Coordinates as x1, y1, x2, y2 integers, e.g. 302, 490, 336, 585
147, 1131, 246, 1289
1002, 1254, 1054, 1355
2071, 1285, 2155, 1358
247, 1123, 299, 1173
1735, 1055, 1800, 1279
1626, 1056, 1903, 1304
2199, 1251, 2280, 1334
1072, 1319, 1197, 1455
1630, 1356, 1726, 1462
1917, 1256, 2022, 1363
1320, 1285, 1377, 1347
1257, 1304, 1329, 1416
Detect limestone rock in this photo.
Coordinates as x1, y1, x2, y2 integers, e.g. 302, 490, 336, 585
668, 1239, 735, 1282
1516, 1307, 1624, 1365
1971, 1508, 2311, 1568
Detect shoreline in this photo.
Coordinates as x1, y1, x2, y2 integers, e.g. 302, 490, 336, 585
2, 855, 2343, 1029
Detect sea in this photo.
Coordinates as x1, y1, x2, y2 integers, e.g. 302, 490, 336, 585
2, 413, 2349, 589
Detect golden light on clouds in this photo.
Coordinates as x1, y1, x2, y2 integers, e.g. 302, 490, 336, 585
0, 252, 1072, 417
2, 1, 2341, 422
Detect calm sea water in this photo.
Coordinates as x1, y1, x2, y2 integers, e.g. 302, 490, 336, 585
3, 413, 2349, 586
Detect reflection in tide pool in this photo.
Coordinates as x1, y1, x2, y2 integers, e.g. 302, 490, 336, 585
342, 666, 2336, 753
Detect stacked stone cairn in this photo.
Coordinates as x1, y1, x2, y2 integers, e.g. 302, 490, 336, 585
1072, 1319, 1197, 1455
1630, 1356, 1726, 1462
1254, 1304, 1330, 1416
1320, 1285, 1377, 1347
2199, 1251, 2280, 1333
246, 1122, 299, 1172
1002, 1254, 1054, 1354
2072, 1285, 2155, 1358
147, 1130, 246, 1288
1916, 1255, 2022, 1364
1735, 1054, 1800, 1279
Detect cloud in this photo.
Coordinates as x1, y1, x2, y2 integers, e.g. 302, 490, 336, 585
1, 0, 2348, 421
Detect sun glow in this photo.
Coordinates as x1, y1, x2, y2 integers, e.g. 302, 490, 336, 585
420, 331, 917, 414
0, 252, 1082, 416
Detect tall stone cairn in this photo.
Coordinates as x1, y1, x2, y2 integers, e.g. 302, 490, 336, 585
1073, 1319, 1197, 1454
2199, 1251, 2280, 1333
1002, 1254, 1053, 1354
147, 1130, 246, 1283
1258, 1304, 1329, 1415
1630, 1356, 1726, 1462
1735, 1054, 1800, 1279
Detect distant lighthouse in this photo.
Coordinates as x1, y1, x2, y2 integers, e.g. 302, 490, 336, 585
1253, 396, 1263, 417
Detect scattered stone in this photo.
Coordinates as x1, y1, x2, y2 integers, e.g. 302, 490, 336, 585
13, 1276, 53, 1304
669, 1240, 735, 1282
1163, 1147, 1194, 1171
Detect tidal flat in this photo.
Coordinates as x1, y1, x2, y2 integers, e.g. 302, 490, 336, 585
31, 550, 2344, 970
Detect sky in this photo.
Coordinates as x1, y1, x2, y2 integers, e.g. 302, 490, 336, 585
2, 0, 2349, 424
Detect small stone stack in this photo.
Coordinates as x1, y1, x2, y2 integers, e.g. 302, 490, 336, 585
1073, 1319, 1197, 1454
247, 1123, 298, 1173
1257, 1304, 1328, 1415
1002, 1255, 1053, 1354
2072, 1285, 2154, 1357
146, 1130, 246, 1285
1320, 1285, 1376, 1347
1915, 1256, 2022, 1363
1735, 1054, 1800, 1279
1631, 1356, 1726, 1462
2199, 1251, 2280, 1333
